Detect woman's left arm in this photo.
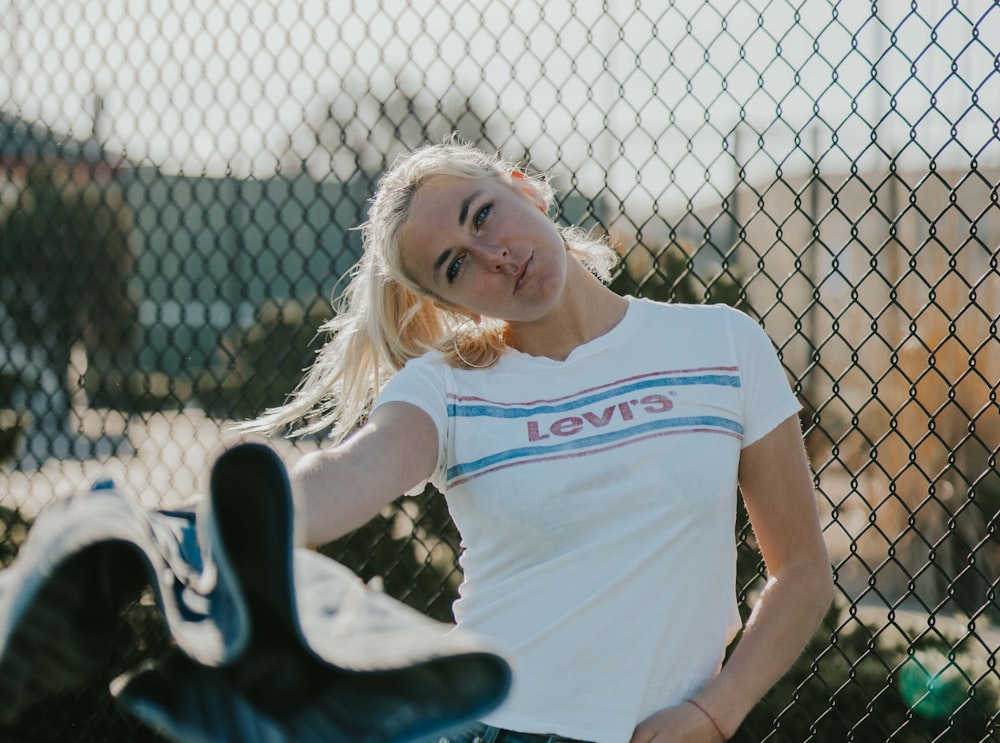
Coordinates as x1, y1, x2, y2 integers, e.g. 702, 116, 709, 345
631, 414, 833, 742
702, 414, 834, 736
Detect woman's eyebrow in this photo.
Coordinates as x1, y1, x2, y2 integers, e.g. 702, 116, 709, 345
458, 189, 483, 226
432, 248, 452, 284
430, 187, 484, 285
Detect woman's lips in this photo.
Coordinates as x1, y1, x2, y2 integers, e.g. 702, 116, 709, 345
514, 254, 534, 293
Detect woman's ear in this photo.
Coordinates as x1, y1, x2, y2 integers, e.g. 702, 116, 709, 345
510, 170, 548, 213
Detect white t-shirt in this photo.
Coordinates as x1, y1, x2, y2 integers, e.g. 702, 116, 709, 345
373, 298, 801, 743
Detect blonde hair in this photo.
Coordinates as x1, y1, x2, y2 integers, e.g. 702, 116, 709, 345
239, 137, 619, 442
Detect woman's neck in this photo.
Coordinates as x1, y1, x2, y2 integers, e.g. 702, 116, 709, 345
504, 262, 629, 361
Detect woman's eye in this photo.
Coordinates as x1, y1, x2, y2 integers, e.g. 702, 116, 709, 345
446, 254, 465, 283
474, 203, 492, 230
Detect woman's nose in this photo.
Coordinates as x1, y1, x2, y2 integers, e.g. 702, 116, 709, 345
476, 243, 514, 272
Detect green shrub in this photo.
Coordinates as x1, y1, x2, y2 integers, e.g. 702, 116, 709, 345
196, 298, 330, 421
0, 409, 29, 466
318, 486, 462, 624
609, 237, 746, 309
736, 600, 999, 741
0, 505, 32, 568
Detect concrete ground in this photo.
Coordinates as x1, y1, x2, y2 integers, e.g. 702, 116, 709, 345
0, 407, 318, 518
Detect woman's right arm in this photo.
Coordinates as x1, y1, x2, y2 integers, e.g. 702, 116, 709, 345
289, 401, 439, 546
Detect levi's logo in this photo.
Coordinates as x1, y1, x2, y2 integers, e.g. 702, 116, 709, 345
526, 393, 674, 441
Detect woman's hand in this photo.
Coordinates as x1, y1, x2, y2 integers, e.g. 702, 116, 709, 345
629, 701, 726, 743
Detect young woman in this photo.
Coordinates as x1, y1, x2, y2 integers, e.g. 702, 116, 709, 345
240, 139, 833, 743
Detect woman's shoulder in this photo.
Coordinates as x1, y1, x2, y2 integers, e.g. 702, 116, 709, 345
629, 296, 749, 324
627, 298, 773, 353
389, 349, 452, 385
377, 349, 451, 406
400, 348, 449, 369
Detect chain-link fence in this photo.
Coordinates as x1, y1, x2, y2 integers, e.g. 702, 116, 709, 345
2, 0, 999, 740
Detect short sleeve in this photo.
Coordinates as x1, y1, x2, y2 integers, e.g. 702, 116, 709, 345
372, 354, 450, 493
727, 308, 802, 447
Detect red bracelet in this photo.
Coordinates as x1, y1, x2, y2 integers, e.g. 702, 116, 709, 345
686, 698, 726, 741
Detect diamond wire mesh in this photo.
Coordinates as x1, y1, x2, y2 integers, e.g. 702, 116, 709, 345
1, 1, 998, 740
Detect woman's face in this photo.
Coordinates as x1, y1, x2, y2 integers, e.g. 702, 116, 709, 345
398, 174, 569, 323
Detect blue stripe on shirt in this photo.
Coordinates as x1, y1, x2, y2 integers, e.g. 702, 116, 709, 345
446, 415, 743, 482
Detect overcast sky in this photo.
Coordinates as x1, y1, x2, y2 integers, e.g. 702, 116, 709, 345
2, 0, 997, 208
